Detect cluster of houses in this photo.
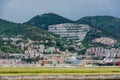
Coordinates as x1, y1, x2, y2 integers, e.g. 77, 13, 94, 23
0, 37, 81, 67
1, 37, 120, 67
85, 47, 120, 59
85, 47, 120, 66
1, 46, 120, 67
93, 37, 117, 46
0, 51, 80, 67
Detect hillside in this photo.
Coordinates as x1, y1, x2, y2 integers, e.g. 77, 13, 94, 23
1, 14, 120, 53
0, 19, 57, 40
0, 18, 68, 53
76, 16, 120, 40
24, 14, 120, 48
24, 13, 74, 30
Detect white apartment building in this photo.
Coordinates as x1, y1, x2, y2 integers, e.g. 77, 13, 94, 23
48, 23, 90, 41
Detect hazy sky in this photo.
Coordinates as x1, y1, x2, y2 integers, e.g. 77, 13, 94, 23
0, 0, 120, 23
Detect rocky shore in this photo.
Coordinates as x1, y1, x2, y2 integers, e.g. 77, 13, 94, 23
1, 74, 120, 80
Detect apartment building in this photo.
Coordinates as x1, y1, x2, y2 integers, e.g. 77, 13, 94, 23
85, 47, 120, 59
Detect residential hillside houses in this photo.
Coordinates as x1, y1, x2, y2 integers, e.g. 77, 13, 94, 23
93, 37, 117, 46
85, 47, 120, 60
1, 37, 120, 67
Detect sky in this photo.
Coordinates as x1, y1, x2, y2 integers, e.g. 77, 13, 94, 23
0, 0, 120, 23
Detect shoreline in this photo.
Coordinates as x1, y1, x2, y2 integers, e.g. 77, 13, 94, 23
1, 74, 120, 80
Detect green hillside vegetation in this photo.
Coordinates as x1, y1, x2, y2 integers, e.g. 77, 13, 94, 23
76, 16, 120, 40
76, 16, 120, 48
24, 13, 74, 30
82, 28, 110, 48
0, 18, 68, 53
